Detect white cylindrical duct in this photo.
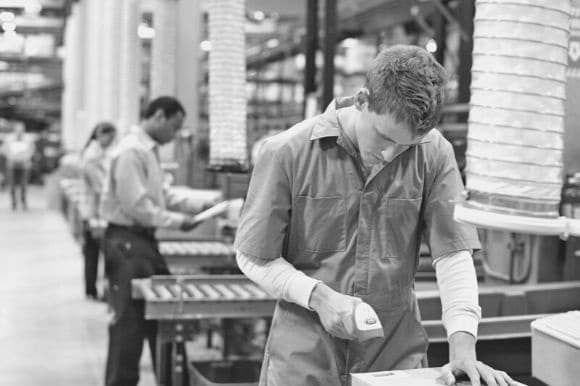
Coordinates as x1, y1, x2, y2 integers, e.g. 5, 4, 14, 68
208, 0, 248, 169
150, 0, 178, 97
465, 0, 572, 217
118, 0, 142, 135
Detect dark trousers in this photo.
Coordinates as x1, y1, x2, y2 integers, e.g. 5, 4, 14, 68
7, 165, 28, 209
82, 223, 100, 297
103, 225, 170, 386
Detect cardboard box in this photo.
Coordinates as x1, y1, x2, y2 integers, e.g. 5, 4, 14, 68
351, 368, 472, 386
532, 311, 580, 386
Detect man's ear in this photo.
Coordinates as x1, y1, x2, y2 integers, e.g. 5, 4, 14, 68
354, 88, 370, 111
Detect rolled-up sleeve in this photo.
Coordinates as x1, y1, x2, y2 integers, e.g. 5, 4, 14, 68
114, 151, 185, 229
164, 186, 221, 214
234, 144, 292, 260
423, 141, 481, 258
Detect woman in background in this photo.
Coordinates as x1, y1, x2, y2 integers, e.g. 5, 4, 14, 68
81, 122, 117, 300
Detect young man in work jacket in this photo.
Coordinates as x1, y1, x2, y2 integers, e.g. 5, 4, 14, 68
100, 96, 217, 386
235, 46, 520, 386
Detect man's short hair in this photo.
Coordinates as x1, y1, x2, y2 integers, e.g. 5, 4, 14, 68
365, 45, 446, 135
143, 96, 186, 120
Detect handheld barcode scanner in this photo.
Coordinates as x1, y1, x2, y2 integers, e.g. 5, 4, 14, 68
354, 302, 384, 341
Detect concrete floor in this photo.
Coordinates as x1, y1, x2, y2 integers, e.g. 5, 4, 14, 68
0, 186, 155, 386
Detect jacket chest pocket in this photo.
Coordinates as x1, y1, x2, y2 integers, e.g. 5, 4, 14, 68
294, 195, 347, 253
381, 198, 422, 259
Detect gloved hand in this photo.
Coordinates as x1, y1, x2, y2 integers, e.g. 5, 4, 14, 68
309, 283, 363, 340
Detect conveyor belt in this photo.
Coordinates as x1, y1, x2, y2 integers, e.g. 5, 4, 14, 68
159, 241, 236, 273
132, 275, 275, 319
85, 217, 237, 271
136, 277, 580, 386
159, 241, 235, 257
134, 277, 580, 339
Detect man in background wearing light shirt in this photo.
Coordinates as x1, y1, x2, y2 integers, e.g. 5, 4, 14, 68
235, 46, 520, 386
100, 96, 215, 386
3, 122, 34, 210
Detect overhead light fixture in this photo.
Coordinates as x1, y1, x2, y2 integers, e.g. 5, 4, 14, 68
253, 11, 265, 21
426, 38, 437, 53
200, 40, 212, 51
137, 23, 155, 39
0, 12, 14, 23
265, 38, 279, 48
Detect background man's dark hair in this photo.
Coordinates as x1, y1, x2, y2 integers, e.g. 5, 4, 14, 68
364, 45, 447, 135
143, 96, 186, 120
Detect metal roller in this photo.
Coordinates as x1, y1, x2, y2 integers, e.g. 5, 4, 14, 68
214, 284, 237, 299
187, 243, 200, 255
243, 284, 268, 299
170, 284, 184, 298
175, 243, 187, 255
229, 284, 253, 299
185, 284, 205, 299
154, 285, 174, 300
199, 284, 221, 300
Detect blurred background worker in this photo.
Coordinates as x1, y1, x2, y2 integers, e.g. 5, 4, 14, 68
80, 121, 117, 300
3, 122, 35, 210
100, 96, 218, 386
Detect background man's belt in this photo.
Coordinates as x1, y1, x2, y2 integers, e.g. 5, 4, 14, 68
107, 223, 156, 239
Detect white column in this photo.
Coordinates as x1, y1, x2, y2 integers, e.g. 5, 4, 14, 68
61, 2, 79, 151
118, 0, 142, 135
174, 0, 203, 185
62, 0, 88, 151
100, 0, 123, 123
150, 0, 178, 97
151, 0, 179, 162
176, 0, 201, 124
81, 0, 106, 146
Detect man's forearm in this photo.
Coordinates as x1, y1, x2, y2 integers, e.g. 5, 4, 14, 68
236, 250, 320, 309
165, 187, 222, 214
123, 195, 186, 229
434, 250, 482, 338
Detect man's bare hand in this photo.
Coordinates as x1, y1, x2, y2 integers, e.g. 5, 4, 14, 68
180, 216, 201, 231
438, 332, 526, 386
309, 283, 363, 340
